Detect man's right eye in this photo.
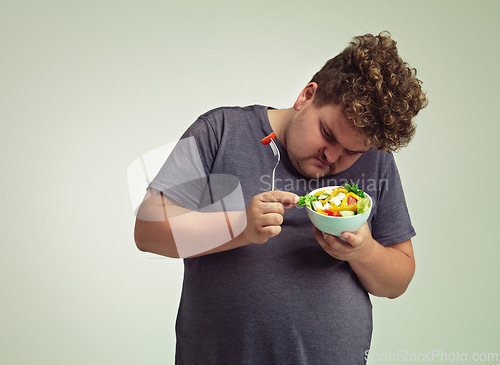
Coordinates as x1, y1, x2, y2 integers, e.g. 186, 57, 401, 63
321, 127, 335, 142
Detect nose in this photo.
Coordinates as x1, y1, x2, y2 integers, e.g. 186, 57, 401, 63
323, 143, 344, 164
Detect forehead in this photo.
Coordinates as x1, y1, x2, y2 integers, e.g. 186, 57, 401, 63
316, 103, 369, 151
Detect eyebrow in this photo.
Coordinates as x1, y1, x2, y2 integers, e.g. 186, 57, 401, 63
323, 124, 368, 154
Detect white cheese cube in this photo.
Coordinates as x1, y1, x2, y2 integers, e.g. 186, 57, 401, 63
313, 201, 323, 211
331, 192, 345, 206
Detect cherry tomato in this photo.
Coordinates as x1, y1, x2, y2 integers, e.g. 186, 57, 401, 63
260, 132, 275, 145
346, 196, 357, 206
325, 209, 340, 217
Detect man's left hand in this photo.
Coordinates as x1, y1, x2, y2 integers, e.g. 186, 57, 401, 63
312, 222, 375, 262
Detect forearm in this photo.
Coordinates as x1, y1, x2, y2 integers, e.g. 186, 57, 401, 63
348, 239, 415, 299
135, 207, 249, 258
134, 189, 298, 258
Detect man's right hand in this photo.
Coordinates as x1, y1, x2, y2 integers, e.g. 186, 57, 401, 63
242, 191, 299, 244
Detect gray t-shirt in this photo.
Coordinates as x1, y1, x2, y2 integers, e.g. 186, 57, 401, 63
149, 105, 416, 365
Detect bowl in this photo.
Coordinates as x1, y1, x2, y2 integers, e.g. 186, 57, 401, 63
305, 186, 373, 237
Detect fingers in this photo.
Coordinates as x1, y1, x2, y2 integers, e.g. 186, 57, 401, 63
243, 191, 299, 244
340, 232, 357, 246
248, 199, 284, 216
260, 190, 299, 209
244, 208, 283, 244
255, 222, 282, 241
341, 222, 370, 247
244, 191, 295, 244
253, 190, 298, 215
312, 227, 344, 260
251, 207, 283, 226
312, 224, 373, 261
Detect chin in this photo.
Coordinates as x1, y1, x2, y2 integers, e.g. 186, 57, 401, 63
311, 171, 330, 179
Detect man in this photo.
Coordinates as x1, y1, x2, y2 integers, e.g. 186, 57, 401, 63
135, 31, 427, 364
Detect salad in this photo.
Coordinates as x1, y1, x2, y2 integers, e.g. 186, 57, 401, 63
297, 183, 371, 217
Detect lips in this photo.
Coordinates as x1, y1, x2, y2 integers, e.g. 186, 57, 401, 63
314, 157, 331, 168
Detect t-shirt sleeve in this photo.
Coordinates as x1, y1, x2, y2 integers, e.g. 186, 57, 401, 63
147, 114, 219, 211
370, 155, 416, 246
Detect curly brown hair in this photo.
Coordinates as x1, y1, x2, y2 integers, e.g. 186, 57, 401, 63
311, 31, 427, 152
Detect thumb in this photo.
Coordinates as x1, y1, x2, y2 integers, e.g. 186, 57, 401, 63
270, 190, 300, 208
341, 231, 361, 247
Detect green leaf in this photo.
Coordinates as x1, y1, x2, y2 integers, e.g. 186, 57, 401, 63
343, 182, 365, 197
297, 194, 318, 207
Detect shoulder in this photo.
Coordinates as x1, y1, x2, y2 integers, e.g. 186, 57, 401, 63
183, 104, 271, 148
355, 149, 396, 174
193, 105, 270, 140
344, 150, 400, 195
361, 149, 395, 162
184, 106, 263, 137
199, 105, 268, 122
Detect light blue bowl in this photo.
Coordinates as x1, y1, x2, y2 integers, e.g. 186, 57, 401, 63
305, 186, 373, 237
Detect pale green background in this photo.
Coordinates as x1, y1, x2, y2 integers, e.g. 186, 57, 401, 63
1, 0, 499, 364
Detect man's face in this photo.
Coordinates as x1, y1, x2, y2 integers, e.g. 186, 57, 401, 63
284, 102, 370, 179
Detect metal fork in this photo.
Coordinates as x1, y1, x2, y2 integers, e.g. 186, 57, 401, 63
261, 132, 280, 191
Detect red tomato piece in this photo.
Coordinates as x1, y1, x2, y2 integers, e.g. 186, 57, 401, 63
326, 209, 340, 217
346, 196, 357, 206
260, 132, 275, 145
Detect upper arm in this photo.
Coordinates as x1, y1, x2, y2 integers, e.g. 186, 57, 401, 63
389, 239, 414, 257
388, 239, 415, 275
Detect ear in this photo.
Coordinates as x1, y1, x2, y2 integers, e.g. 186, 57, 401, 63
293, 82, 318, 111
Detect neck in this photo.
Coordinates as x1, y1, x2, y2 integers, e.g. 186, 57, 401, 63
267, 108, 296, 149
